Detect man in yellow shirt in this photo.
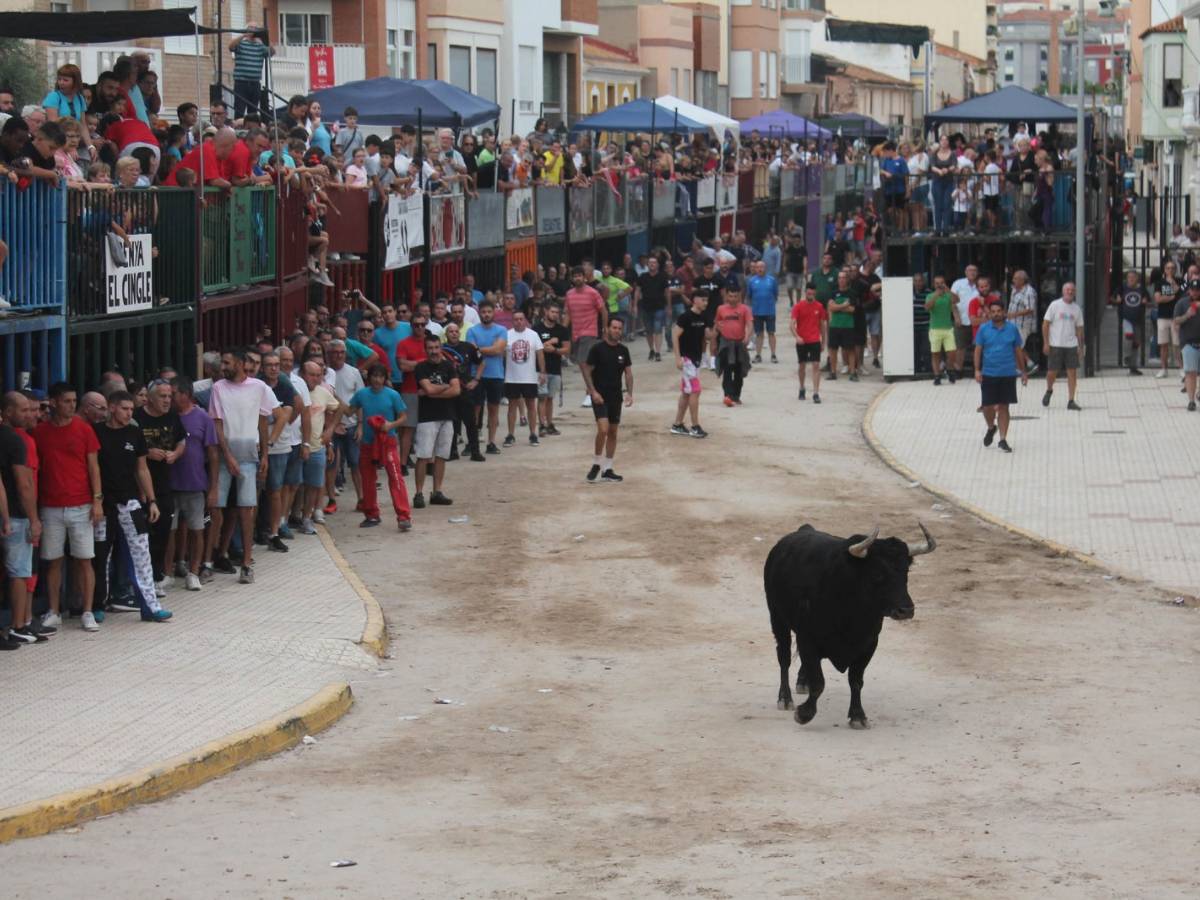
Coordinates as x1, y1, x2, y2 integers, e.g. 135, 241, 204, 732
542, 140, 565, 186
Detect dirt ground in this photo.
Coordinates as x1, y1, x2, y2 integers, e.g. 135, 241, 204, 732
7, 351, 1199, 899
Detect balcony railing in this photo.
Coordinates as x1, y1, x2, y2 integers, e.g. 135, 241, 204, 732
881, 172, 1077, 238
201, 187, 276, 293
0, 182, 66, 311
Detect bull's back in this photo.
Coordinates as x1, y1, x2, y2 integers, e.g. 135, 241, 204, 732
764, 525, 846, 624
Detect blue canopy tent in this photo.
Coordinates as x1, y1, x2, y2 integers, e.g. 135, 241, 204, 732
572, 98, 711, 135
924, 85, 1083, 129
740, 110, 831, 141
307, 78, 500, 128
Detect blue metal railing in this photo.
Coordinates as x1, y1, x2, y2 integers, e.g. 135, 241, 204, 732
0, 181, 67, 311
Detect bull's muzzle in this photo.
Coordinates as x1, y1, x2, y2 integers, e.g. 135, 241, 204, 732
889, 607, 915, 621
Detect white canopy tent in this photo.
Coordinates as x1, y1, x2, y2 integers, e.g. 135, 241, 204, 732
652, 95, 739, 144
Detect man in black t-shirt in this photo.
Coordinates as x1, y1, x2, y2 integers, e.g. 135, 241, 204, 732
93, 390, 171, 622
581, 319, 633, 483
1114, 269, 1150, 375
134, 380, 186, 587
413, 335, 461, 504
670, 292, 711, 439
535, 301, 571, 436
442, 322, 484, 461
784, 232, 807, 304
636, 257, 669, 362
1153, 262, 1182, 376
693, 259, 726, 369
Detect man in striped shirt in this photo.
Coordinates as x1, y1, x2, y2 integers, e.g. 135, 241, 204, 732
230, 23, 273, 121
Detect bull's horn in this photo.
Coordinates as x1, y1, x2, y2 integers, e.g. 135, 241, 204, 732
908, 521, 937, 557
848, 526, 879, 558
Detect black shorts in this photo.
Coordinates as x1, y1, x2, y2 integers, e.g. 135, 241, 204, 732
887, 193, 905, 210
828, 327, 856, 350
478, 378, 504, 405
980, 375, 1018, 407
504, 382, 538, 400
795, 342, 822, 363
983, 195, 1000, 212
593, 393, 623, 424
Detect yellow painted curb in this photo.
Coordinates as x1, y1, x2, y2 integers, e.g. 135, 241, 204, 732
0, 682, 353, 844
861, 385, 1145, 584
316, 524, 389, 659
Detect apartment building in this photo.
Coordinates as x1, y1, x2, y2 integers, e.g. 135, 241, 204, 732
780, 0, 825, 116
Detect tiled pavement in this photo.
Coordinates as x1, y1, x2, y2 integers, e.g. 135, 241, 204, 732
869, 369, 1200, 595
0, 529, 376, 812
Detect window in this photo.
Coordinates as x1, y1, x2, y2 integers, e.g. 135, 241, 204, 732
387, 30, 398, 76
1164, 43, 1183, 108
389, 29, 414, 79
50, 0, 70, 11
1005, 73, 1014, 83
1040, 45, 1048, 61
1004, 49, 1014, 61
477, 49, 497, 103
279, 12, 329, 46
759, 50, 768, 98
695, 70, 717, 108
427, 43, 437, 80
683, 68, 691, 101
670, 67, 679, 96
519, 44, 536, 112
730, 51, 752, 99
1039, 69, 1048, 84
783, 0, 811, 7
952, 30, 959, 49
731, 0, 751, 5
543, 52, 563, 115
768, 52, 777, 99
449, 45, 471, 92
163, 0, 198, 53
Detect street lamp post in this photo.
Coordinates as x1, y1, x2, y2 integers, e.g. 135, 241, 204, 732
1075, 0, 1086, 357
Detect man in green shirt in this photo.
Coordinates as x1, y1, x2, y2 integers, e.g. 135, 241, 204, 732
924, 273, 961, 385
599, 261, 633, 330
808, 252, 839, 306
826, 270, 858, 381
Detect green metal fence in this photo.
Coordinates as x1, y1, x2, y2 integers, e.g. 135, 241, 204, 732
201, 186, 276, 293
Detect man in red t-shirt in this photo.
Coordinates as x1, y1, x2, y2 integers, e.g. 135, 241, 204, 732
165, 127, 238, 187
790, 284, 829, 403
713, 287, 753, 405
394, 316, 430, 469
32, 382, 104, 631
970, 275, 998, 340
563, 266, 608, 406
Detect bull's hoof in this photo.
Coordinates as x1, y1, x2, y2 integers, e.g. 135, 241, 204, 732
848, 716, 870, 730
794, 706, 816, 725
777, 698, 794, 711
794, 677, 808, 693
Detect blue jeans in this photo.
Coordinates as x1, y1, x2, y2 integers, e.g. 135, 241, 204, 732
932, 180, 954, 233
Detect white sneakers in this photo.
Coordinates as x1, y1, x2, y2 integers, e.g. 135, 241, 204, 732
154, 576, 172, 598
81, 612, 99, 632
581, 395, 593, 408
41, 611, 62, 629
185, 573, 202, 591
1155, 370, 1167, 379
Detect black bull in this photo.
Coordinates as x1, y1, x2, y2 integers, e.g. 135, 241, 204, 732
764, 523, 936, 728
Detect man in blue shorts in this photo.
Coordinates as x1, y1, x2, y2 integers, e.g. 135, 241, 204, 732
747, 259, 780, 364
973, 297, 1028, 453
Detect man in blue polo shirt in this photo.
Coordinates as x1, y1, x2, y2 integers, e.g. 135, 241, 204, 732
374, 302, 412, 389
466, 300, 509, 454
746, 259, 780, 364
973, 297, 1028, 453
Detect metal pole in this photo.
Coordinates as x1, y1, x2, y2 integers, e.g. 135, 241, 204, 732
1074, 0, 1086, 368
419, 107, 432, 304
648, 98, 656, 236
216, 0, 223, 95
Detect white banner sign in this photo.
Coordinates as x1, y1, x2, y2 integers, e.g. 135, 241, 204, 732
383, 192, 424, 270
106, 233, 154, 315
697, 174, 716, 209
506, 187, 535, 230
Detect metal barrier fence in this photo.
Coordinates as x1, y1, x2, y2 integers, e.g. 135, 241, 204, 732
594, 176, 624, 233
569, 185, 594, 243
201, 186, 276, 292
68, 304, 195, 392
626, 176, 648, 228
429, 193, 466, 256
467, 191, 505, 250
882, 172, 1077, 237
0, 181, 66, 310
507, 187, 537, 239
0, 315, 66, 393
534, 185, 563, 236
65, 187, 197, 317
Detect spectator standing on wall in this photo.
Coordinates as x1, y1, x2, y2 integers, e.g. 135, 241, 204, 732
230, 23, 273, 121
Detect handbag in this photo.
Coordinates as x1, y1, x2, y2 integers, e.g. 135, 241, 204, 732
106, 231, 127, 265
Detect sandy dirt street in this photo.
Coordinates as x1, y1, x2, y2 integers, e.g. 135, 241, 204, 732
6, 354, 1199, 898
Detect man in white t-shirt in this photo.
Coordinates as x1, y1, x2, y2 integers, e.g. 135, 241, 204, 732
208, 349, 277, 584
502, 310, 546, 447
323, 340, 365, 513
1042, 282, 1085, 410
950, 264, 980, 376
981, 150, 1002, 232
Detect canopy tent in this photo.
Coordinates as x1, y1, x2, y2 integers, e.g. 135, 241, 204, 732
652, 95, 739, 143
818, 113, 889, 139
308, 78, 501, 128
739, 110, 831, 141
0, 9, 246, 41
924, 86, 1081, 127
572, 97, 710, 135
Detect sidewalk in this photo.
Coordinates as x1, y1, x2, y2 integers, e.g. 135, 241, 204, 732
867, 371, 1200, 595
0, 529, 377, 822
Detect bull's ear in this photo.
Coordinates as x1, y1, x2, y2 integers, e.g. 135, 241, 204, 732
847, 526, 879, 558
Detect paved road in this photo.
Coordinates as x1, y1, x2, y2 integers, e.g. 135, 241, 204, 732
3, 339, 1196, 898
0, 526, 376, 814
869, 369, 1200, 595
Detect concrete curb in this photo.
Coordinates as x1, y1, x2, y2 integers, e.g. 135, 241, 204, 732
861, 384, 1138, 581
0, 682, 353, 844
315, 524, 389, 659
